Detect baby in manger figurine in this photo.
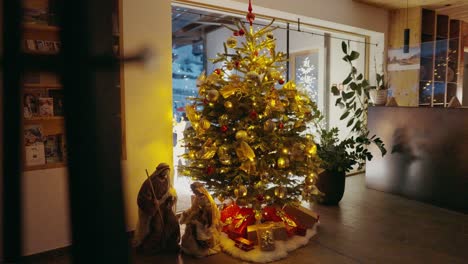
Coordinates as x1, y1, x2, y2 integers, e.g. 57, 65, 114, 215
180, 182, 221, 257
133, 163, 180, 254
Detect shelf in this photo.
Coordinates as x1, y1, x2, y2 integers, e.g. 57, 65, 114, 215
23, 23, 60, 32
24, 116, 64, 121
23, 50, 59, 56
24, 162, 66, 171
23, 83, 62, 88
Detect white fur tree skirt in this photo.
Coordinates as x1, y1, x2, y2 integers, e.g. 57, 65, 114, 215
219, 222, 319, 263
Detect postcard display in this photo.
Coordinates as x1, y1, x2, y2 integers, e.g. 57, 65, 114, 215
21, 0, 123, 170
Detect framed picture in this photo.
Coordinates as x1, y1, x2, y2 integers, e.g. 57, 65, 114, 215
35, 40, 47, 52
45, 134, 63, 163
23, 88, 45, 118
44, 41, 56, 53
24, 125, 44, 146
25, 144, 46, 166
25, 39, 37, 51
38, 97, 54, 117
47, 89, 64, 116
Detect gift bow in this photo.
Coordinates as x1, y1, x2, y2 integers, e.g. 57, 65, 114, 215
276, 210, 297, 227
234, 214, 249, 229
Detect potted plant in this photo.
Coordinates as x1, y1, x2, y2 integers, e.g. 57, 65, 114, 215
315, 127, 356, 205
314, 41, 386, 205
370, 73, 389, 106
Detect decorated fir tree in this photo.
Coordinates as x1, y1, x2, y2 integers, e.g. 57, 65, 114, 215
179, 16, 322, 207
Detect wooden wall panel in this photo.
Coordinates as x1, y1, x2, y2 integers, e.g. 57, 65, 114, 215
388, 7, 421, 49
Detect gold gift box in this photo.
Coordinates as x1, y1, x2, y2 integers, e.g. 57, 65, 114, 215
247, 221, 288, 244
283, 205, 319, 229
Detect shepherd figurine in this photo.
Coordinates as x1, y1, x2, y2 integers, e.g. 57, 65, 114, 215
133, 163, 180, 254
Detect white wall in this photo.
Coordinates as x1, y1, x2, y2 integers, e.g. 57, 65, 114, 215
231, 0, 388, 33
22, 169, 71, 255
121, 0, 173, 233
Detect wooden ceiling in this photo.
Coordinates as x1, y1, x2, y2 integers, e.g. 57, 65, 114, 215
355, 0, 468, 22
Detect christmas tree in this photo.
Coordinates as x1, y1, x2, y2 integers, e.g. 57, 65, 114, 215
179, 14, 322, 207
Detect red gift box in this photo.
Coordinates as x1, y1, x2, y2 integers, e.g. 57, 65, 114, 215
221, 203, 240, 222
262, 206, 297, 237
227, 207, 255, 239
296, 226, 307, 236
220, 203, 241, 233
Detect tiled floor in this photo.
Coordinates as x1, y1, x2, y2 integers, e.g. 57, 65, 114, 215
25, 174, 468, 263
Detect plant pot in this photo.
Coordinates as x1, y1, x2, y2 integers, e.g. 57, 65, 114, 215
370, 89, 388, 106
316, 170, 346, 205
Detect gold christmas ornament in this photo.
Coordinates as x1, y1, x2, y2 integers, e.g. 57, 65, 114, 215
235, 130, 249, 141
238, 185, 248, 197
226, 36, 238, 48
263, 119, 276, 132
274, 186, 286, 198
188, 151, 196, 159
307, 144, 317, 156
200, 118, 211, 130
206, 89, 220, 102
277, 157, 289, 169
254, 181, 264, 189
224, 101, 233, 109
305, 175, 315, 185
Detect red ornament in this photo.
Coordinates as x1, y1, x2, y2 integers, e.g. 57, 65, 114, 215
278, 79, 285, 85
279, 122, 284, 129
221, 125, 228, 132
254, 50, 258, 57
233, 31, 239, 36
234, 61, 240, 68
206, 166, 215, 175
250, 110, 258, 119
203, 98, 209, 105
246, 0, 255, 26
238, 29, 245, 36
214, 68, 222, 75
256, 194, 265, 202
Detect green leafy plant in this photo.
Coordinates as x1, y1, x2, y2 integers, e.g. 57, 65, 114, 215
326, 41, 386, 170
316, 127, 356, 173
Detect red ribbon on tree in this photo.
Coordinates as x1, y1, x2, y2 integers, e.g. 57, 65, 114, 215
246, 0, 255, 26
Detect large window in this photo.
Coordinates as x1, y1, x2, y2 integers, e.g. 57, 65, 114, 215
171, 4, 371, 211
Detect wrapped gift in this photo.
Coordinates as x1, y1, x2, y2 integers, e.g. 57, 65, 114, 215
257, 225, 275, 251
262, 206, 297, 237
283, 205, 319, 229
247, 221, 288, 244
227, 207, 255, 239
234, 237, 254, 252
220, 203, 241, 232
296, 226, 307, 236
